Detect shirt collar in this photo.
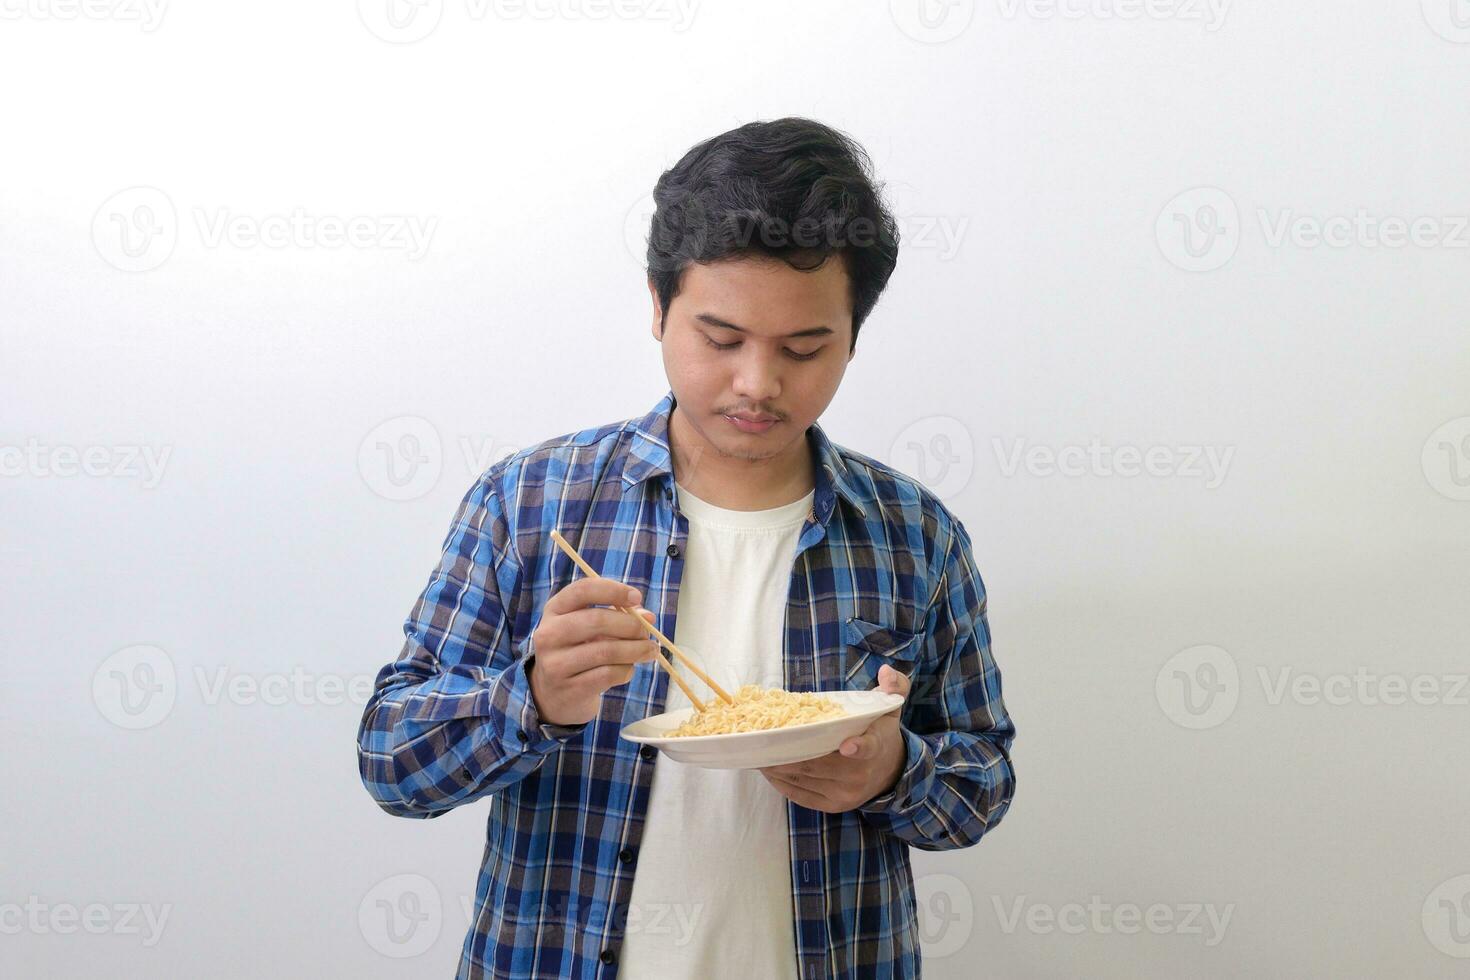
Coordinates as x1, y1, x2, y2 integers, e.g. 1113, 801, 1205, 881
621, 390, 867, 521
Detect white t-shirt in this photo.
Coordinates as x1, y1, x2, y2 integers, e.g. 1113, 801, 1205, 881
618, 482, 815, 980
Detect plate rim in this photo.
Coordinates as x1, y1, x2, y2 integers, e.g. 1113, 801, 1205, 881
619, 690, 904, 745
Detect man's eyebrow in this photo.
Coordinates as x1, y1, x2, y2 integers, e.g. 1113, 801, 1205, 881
694, 314, 834, 339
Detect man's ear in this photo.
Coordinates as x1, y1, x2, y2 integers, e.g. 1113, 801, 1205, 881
647, 277, 663, 342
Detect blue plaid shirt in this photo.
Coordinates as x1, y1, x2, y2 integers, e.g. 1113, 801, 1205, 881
357, 391, 1017, 979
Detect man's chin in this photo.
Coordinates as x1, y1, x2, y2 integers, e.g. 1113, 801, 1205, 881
677, 407, 792, 463
717, 431, 794, 462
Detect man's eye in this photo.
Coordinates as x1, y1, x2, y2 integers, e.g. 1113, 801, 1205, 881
702, 336, 821, 361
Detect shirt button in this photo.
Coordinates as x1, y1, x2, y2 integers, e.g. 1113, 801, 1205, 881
600, 949, 616, 965
666, 543, 680, 558
618, 847, 635, 864
460, 769, 472, 782
516, 730, 529, 743
639, 745, 656, 761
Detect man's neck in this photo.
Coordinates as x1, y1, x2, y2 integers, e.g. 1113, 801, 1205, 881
667, 405, 816, 511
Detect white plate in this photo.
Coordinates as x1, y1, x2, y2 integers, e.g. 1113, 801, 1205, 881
620, 690, 905, 770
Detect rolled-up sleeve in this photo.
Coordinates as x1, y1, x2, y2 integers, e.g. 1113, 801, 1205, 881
857, 517, 1017, 850
356, 470, 585, 819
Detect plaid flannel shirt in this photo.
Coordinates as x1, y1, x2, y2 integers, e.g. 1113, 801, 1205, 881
356, 390, 1017, 979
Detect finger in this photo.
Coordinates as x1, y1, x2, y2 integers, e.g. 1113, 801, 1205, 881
876, 663, 911, 698
544, 577, 642, 616
876, 663, 911, 716
839, 731, 882, 760
765, 755, 849, 782
550, 607, 657, 645
562, 638, 662, 675
573, 662, 637, 692
764, 773, 841, 813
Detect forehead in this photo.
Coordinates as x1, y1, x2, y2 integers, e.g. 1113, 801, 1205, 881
674, 254, 852, 339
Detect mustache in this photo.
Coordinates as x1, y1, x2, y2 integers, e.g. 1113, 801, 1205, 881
719, 407, 783, 419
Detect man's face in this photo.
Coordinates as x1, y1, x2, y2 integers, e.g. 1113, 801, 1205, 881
650, 254, 856, 465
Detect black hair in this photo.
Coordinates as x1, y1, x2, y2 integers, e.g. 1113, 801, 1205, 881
644, 117, 900, 351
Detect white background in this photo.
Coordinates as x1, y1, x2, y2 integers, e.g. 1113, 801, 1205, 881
3, 1, 1468, 977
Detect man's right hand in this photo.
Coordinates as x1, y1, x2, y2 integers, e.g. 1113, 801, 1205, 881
527, 578, 660, 727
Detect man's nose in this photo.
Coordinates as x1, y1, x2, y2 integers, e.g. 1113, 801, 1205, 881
731, 346, 782, 402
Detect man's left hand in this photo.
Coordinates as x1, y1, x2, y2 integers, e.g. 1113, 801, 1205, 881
758, 664, 911, 813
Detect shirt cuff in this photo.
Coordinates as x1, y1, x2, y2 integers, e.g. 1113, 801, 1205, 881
500, 651, 589, 749
858, 726, 933, 814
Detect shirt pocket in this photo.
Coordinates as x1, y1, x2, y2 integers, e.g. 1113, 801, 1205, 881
842, 616, 924, 687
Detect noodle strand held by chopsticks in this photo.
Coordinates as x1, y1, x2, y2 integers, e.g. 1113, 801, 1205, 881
666, 684, 845, 737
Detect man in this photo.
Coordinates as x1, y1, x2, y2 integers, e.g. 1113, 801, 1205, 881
356, 117, 1017, 979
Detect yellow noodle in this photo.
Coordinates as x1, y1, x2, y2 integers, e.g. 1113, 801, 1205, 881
666, 684, 845, 737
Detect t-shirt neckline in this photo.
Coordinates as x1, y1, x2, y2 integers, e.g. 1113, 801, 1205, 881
674, 483, 814, 530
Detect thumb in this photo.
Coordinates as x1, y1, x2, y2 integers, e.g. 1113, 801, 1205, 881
875, 663, 910, 716
876, 663, 911, 697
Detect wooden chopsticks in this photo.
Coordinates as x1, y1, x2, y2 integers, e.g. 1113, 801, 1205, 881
548, 530, 736, 712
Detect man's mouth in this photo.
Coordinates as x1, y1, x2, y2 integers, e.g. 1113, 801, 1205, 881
723, 413, 779, 434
